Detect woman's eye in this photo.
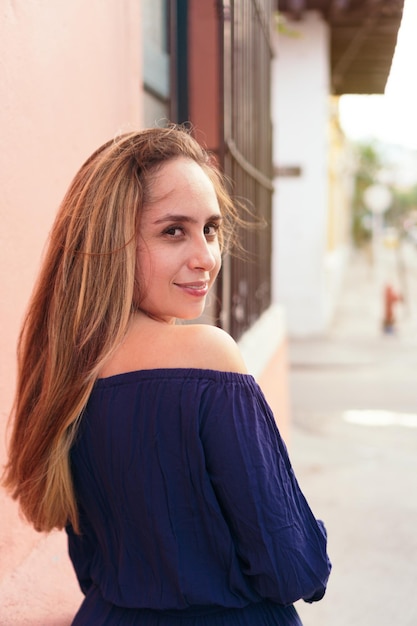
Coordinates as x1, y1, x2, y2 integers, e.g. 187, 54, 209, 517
164, 226, 184, 237
204, 223, 220, 238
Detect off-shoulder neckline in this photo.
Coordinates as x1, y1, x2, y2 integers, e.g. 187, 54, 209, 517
95, 368, 254, 388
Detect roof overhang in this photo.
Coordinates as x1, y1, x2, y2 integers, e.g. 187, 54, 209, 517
277, 0, 405, 95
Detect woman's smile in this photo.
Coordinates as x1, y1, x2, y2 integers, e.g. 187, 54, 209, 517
174, 280, 210, 296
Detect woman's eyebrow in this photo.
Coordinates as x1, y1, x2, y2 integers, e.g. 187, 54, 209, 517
152, 213, 222, 225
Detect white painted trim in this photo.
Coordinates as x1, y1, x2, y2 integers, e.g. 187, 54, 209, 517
238, 304, 287, 378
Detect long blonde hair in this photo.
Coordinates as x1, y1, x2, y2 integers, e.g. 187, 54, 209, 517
2, 125, 238, 533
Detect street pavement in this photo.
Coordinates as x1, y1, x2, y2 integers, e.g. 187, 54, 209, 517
290, 243, 417, 626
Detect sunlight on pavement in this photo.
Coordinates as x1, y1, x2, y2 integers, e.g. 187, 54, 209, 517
343, 409, 417, 428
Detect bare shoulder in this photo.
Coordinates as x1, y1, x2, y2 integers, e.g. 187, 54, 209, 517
175, 324, 248, 374
99, 315, 248, 377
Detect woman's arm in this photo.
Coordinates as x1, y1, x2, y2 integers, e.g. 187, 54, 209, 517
200, 372, 331, 606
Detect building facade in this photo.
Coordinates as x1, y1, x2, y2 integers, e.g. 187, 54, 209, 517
0, 1, 290, 619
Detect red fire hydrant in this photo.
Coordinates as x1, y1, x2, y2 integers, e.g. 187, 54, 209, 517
382, 284, 402, 333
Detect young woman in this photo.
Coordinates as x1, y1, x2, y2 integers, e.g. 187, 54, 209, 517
3, 126, 331, 625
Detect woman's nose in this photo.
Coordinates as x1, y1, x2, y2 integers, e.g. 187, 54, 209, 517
188, 236, 218, 270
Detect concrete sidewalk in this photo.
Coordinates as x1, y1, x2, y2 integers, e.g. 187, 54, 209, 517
290, 244, 417, 626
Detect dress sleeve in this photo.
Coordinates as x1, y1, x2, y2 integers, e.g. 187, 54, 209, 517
200, 375, 331, 606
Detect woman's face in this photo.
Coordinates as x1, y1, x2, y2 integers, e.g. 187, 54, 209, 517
136, 157, 222, 324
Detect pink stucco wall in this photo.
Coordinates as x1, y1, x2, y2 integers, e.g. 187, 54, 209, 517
0, 1, 143, 621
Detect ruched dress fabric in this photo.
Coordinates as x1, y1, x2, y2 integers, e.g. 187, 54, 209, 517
67, 369, 331, 625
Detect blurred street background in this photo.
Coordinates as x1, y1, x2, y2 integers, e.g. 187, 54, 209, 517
291, 239, 417, 626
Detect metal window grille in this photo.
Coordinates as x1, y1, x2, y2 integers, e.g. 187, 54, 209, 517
219, 0, 274, 340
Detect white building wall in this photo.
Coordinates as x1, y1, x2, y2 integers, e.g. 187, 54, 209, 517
271, 11, 331, 336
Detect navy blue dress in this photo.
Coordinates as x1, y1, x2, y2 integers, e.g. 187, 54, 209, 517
66, 369, 331, 625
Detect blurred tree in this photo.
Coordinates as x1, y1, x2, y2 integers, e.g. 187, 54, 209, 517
351, 140, 417, 245
351, 142, 384, 246
387, 185, 417, 230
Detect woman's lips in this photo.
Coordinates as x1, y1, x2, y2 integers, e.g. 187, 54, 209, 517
175, 281, 209, 296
